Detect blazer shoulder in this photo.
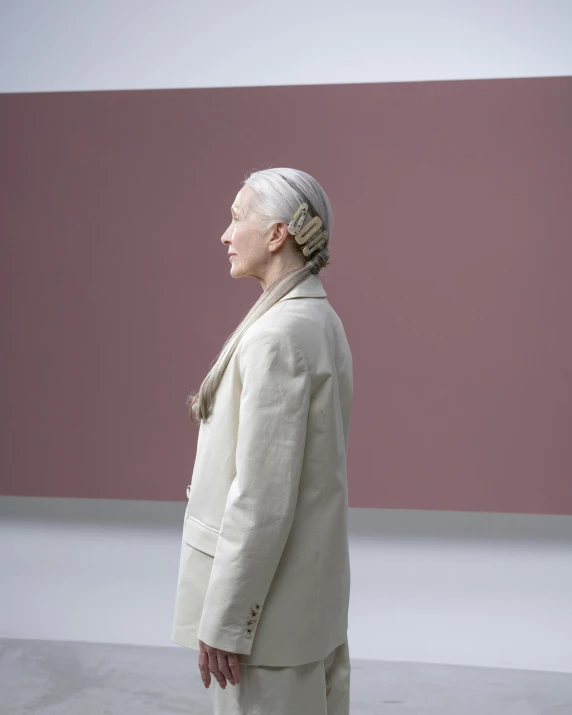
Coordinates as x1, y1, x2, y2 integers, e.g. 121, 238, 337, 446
237, 313, 310, 372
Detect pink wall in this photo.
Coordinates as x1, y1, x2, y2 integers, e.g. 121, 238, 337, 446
1, 77, 571, 513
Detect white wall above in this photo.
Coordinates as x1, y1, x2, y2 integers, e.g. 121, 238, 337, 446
1, 0, 571, 94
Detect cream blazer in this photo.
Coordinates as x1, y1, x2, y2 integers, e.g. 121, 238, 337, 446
171, 273, 353, 666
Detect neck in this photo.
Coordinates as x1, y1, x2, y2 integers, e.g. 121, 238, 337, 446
257, 256, 306, 292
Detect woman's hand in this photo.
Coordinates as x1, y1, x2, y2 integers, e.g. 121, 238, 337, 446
198, 639, 241, 689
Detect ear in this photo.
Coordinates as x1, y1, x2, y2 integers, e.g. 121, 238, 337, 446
268, 221, 290, 252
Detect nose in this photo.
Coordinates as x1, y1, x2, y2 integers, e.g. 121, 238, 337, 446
221, 228, 232, 246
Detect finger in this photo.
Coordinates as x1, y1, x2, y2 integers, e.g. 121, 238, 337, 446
227, 653, 241, 685
208, 648, 227, 688
217, 652, 236, 686
198, 647, 211, 689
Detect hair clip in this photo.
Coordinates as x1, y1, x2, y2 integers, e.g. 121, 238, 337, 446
287, 203, 308, 236
294, 215, 323, 246
287, 201, 329, 256
302, 230, 328, 257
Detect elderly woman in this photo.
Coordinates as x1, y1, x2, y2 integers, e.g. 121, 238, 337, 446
171, 167, 353, 715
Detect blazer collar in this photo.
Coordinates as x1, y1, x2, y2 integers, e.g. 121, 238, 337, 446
275, 273, 327, 303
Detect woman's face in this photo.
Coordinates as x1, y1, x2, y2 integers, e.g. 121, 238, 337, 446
221, 185, 270, 281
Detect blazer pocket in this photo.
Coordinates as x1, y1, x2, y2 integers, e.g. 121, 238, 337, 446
183, 515, 220, 557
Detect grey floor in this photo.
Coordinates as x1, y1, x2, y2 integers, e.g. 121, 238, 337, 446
1, 638, 571, 715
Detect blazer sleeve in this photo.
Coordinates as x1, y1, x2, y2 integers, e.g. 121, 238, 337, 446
197, 326, 311, 654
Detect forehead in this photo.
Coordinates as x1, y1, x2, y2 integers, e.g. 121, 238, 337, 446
232, 185, 254, 210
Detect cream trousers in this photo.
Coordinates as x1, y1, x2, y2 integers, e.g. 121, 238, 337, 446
212, 639, 351, 715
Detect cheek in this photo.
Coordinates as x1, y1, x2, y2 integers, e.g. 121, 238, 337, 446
232, 222, 244, 242
233, 225, 251, 254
